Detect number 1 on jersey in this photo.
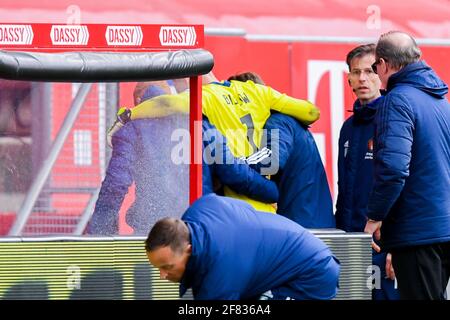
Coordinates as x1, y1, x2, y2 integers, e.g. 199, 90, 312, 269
240, 114, 258, 154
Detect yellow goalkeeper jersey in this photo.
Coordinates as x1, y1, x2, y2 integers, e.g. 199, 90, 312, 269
129, 80, 320, 213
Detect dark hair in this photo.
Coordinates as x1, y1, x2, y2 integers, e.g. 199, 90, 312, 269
376, 31, 421, 69
227, 72, 265, 85
145, 218, 190, 253
346, 44, 376, 70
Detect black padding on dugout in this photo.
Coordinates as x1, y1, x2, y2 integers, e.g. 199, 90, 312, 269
0, 49, 214, 82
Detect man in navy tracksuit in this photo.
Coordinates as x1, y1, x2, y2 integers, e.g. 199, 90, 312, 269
335, 44, 399, 300
145, 194, 340, 300
227, 72, 335, 228
364, 31, 450, 300
259, 113, 335, 228
201, 116, 278, 202
87, 84, 278, 235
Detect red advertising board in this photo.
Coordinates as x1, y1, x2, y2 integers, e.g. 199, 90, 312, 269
0, 23, 204, 51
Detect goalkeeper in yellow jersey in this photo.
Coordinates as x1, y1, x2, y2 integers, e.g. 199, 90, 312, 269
109, 71, 320, 213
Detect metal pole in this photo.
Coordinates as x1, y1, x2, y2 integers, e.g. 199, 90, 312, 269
245, 34, 450, 46
189, 76, 202, 204
9, 83, 93, 236
73, 188, 100, 235
104, 83, 119, 167
31, 82, 52, 211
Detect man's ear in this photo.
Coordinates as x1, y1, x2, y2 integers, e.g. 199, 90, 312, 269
348, 76, 357, 93
186, 244, 192, 254
381, 58, 389, 73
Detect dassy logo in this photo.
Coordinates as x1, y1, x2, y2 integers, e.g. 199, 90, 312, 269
50, 25, 89, 45
106, 26, 143, 46
0, 25, 33, 45
159, 26, 197, 46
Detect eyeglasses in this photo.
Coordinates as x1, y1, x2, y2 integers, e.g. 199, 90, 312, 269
371, 58, 386, 74
349, 68, 377, 78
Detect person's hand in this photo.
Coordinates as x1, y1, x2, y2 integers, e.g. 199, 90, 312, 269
364, 219, 382, 252
385, 253, 395, 280
107, 107, 131, 148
